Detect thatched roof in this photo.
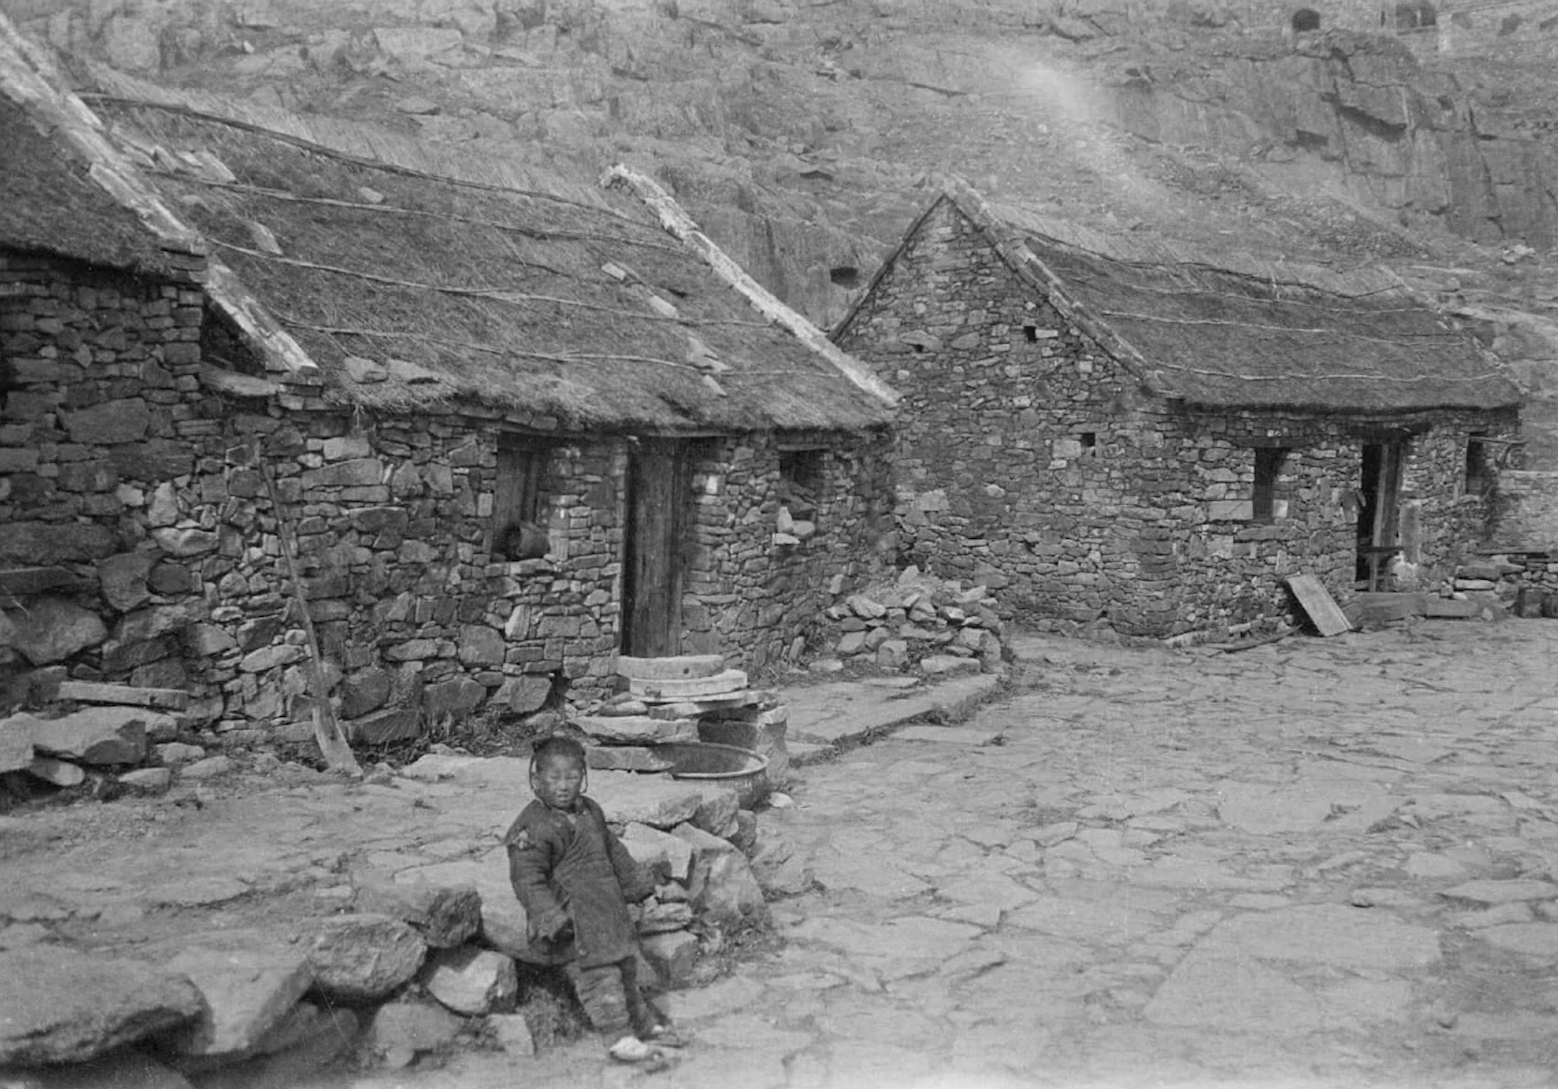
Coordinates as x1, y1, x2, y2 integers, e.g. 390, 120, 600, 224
75, 68, 894, 435
0, 22, 185, 276
866, 182, 1520, 413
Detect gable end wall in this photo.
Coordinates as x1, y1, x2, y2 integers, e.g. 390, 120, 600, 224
836, 201, 1517, 637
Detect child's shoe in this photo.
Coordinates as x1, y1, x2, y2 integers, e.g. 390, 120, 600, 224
608, 1036, 657, 1064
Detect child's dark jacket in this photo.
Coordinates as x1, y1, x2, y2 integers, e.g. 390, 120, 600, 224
505, 796, 654, 968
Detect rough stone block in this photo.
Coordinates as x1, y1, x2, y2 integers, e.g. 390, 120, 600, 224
368, 1000, 462, 1070
487, 1012, 535, 1056
61, 398, 150, 445
96, 550, 157, 612
164, 941, 315, 1059
420, 945, 516, 1016
574, 714, 696, 745
4, 597, 108, 665
0, 946, 204, 1064
620, 822, 693, 884
353, 874, 481, 949
639, 930, 699, 990
301, 914, 427, 1003
28, 754, 85, 787
28, 706, 148, 764
672, 823, 765, 923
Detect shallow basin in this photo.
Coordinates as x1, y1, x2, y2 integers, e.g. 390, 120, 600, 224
648, 741, 769, 806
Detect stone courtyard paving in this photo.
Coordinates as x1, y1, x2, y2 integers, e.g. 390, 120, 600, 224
368, 618, 1558, 1089
10, 619, 1558, 1089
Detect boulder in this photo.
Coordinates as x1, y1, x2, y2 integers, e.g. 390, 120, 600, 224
163, 941, 314, 1060
368, 1000, 462, 1069
301, 914, 426, 1003
620, 822, 694, 884
0, 946, 205, 1064
672, 824, 766, 924
420, 946, 517, 1016
27, 706, 148, 764
155, 742, 206, 765
353, 874, 481, 949
174, 1007, 358, 1086
5, 597, 107, 665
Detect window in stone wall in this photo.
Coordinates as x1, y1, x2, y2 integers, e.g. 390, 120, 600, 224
493, 436, 551, 561
1252, 447, 1288, 524
777, 447, 826, 543
1464, 434, 1492, 495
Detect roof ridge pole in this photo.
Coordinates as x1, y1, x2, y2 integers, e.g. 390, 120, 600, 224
601, 164, 901, 408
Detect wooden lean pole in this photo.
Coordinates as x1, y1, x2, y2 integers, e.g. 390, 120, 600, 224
260, 460, 361, 776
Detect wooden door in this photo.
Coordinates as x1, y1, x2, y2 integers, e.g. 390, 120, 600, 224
621, 439, 689, 657
1356, 441, 1405, 590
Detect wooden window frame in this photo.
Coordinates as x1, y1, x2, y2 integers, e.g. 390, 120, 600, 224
1252, 447, 1287, 524
492, 436, 551, 559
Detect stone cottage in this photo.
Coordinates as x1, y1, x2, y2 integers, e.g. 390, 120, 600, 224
0, 19, 898, 744
833, 182, 1522, 638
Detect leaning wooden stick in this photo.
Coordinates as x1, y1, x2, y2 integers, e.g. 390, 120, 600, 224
259, 460, 361, 776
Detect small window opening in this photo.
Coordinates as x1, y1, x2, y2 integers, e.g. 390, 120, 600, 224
1023, 324, 1038, 342
1253, 447, 1287, 524
829, 266, 860, 288
1464, 436, 1491, 494
1291, 7, 1320, 32
494, 437, 551, 560
1079, 431, 1097, 453
778, 448, 826, 540
912, 342, 926, 353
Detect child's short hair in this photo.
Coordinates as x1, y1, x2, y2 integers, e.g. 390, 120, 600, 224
531, 735, 586, 771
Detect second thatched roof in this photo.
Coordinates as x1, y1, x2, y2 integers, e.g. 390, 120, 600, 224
862, 183, 1521, 414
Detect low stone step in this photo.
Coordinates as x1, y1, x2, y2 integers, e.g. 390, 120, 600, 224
627, 669, 749, 701
614, 654, 725, 681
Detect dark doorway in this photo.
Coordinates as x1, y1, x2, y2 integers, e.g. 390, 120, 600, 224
621, 438, 690, 657
1356, 441, 1405, 589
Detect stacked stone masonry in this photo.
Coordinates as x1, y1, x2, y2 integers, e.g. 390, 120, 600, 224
834, 200, 1518, 638
1, 251, 893, 739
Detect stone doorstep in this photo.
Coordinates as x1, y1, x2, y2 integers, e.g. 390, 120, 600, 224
785, 673, 1005, 756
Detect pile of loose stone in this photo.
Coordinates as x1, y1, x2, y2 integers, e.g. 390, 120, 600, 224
0, 754, 774, 1085
811, 567, 1006, 677
0, 681, 233, 797
1452, 554, 1558, 617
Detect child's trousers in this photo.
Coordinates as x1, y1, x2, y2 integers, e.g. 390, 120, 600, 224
565, 955, 658, 1045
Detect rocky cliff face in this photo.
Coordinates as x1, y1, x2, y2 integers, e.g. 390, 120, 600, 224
1097, 30, 1558, 249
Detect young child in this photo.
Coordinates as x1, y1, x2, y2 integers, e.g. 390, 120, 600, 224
505, 736, 683, 1064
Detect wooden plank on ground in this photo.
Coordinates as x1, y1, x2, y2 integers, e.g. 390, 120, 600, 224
56, 681, 189, 712
1285, 574, 1353, 636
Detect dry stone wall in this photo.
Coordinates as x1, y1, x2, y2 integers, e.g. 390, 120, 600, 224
835, 199, 1516, 637
2, 251, 891, 743
682, 434, 894, 670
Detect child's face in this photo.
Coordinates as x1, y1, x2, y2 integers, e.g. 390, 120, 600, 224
532, 754, 585, 811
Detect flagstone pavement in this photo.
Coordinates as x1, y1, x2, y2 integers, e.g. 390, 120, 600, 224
15, 618, 1558, 1089
372, 619, 1558, 1089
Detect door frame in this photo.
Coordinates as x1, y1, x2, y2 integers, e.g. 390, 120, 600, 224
1357, 439, 1406, 590
620, 438, 690, 657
